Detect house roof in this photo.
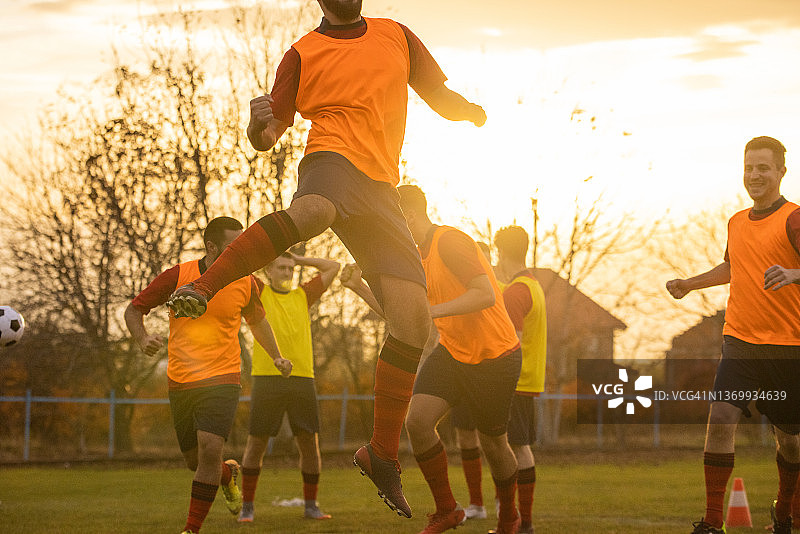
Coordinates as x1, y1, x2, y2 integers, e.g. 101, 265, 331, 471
530, 268, 627, 331
666, 309, 725, 359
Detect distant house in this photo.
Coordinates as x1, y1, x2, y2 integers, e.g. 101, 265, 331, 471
666, 309, 725, 360
664, 310, 724, 407
531, 268, 627, 380
528, 269, 627, 443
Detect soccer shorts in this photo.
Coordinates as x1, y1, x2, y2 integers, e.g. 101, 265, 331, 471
450, 391, 537, 446
414, 344, 522, 436
248, 376, 320, 437
293, 151, 426, 303
507, 393, 537, 446
713, 335, 800, 434
169, 384, 240, 452
450, 402, 476, 431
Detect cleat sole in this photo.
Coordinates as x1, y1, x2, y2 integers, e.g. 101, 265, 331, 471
353, 447, 412, 518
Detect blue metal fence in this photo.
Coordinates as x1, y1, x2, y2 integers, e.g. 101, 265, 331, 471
0, 388, 375, 461
0, 391, 771, 462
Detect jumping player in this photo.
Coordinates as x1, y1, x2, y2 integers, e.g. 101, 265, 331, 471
342, 185, 522, 534
124, 217, 292, 534
666, 137, 800, 534
237, 251, 339, 523
166, 0, 486, 518
453, 227, 547, 534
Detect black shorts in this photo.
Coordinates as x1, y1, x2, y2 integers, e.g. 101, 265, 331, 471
713, 335, 800, 434
450, 402, 476, 431
507, 394, 537, 446
294, 151, 426, 301
450, 392, 537, 446
414, 344, 521, 436
169, 384, 240, 452
249, 376, 320, 437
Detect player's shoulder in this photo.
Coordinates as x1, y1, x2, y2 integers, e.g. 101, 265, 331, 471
292, 24, 324, 46
366, 17, 410, 36
437, 226, 475, 250
439, 225, 470, 239
505, 277, 533, 295
366, 16, 402, 25
729, 207, 751, 223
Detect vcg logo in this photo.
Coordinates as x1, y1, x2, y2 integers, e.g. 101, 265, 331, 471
592, 369, 653, 415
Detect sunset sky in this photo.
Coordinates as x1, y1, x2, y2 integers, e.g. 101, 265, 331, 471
3, 0, 800, 230
3, 0, 800, 353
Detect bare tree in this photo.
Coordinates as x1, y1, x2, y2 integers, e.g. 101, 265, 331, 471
652, 202, 736, 318
0, 3, 314, 454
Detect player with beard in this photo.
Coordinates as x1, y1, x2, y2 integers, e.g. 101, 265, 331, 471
166, 0, 486, 519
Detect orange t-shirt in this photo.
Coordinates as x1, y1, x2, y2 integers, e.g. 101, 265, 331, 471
292, 17, 410, 186
167, 260, 255, 385
421, 226, 520, 364
724, 201, 800, 345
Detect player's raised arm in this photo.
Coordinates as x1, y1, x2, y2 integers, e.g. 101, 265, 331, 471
249, 317, 292, 378
290, 252, 341, 290
429, 274, 495, 319
247, 95, 292, 151
123, 303, 164, 356
399, 23, 486, 126
666, 261, 731, 299
419, 84, 487, 127
340, 263, 386, 318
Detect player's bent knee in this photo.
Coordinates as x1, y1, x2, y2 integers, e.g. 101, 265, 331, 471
478, 434, 507, 457
777, 431, 800, 459
405, 410, 435, 440
708, 402, 741, 426
286, 195, 336, 239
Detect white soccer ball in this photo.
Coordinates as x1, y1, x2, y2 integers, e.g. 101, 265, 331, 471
0, 306, 25, 348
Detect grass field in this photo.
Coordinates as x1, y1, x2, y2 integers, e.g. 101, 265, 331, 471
0, 447, 786, 533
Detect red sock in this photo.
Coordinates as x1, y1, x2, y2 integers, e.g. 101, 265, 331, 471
416, 441, 457, 514
220, 461, 232, 485
460, 447, 484, 506
494, 471, 519, 523
776, 452, 800, 521
302, 471, 320, 502
369, 336, 421, 461
193, 211, 300, 298
703, 452, 734, 528
241, 466, 261, 503
184, 481, 217, 533
518, 466, 536, 526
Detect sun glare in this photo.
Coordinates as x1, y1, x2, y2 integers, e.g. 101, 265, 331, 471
402, 26, 800, 233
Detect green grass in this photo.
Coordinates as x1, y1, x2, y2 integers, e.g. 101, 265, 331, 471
0, 448, 784, 533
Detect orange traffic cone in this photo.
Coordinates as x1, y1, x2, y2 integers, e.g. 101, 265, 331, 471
725, 477, 753, 527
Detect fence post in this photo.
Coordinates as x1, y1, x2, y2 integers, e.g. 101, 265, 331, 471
108, 390, 116, 459
535, 397, 545, 448
338, 386, 349, 451
596, 398, 603, 449
653, 398, 660, 448
24, 389, 32, 462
